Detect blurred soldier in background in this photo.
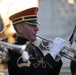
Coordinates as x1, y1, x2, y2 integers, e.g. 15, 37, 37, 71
69, 25, 76, 75
0, 0, 16, 43
70, 56, 76, 75
0, 15, 7, 69
0, 0, 16, 69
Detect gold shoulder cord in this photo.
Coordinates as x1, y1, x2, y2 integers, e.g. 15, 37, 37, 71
17, 56, 31, 68
17, 45, 52, 68
33, 58, 52, 68
33, 45, 52, 68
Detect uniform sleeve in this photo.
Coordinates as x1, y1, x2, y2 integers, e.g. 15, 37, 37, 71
48, 59, 62, 75
43, 53, 58, 68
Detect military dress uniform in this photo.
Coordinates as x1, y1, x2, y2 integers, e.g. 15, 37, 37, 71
7, 1, 63, 74
7, 36, 62, 75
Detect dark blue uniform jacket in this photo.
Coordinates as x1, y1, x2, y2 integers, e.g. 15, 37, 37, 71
7, 37, 62, 75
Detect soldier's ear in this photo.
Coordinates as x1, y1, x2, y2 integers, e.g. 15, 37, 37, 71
16, 24, 23, 33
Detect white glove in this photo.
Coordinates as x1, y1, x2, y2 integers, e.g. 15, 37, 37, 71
55, 48, 69, 62
49, 37, 66, 59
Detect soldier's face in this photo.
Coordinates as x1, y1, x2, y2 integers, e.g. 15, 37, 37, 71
21, 23, 39, 42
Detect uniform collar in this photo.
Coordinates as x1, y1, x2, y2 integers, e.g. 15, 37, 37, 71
15, 36, 28, 45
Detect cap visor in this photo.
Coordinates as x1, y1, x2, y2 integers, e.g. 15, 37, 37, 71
25, 20, 40, 25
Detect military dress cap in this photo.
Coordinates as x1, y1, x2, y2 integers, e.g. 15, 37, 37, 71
8, 0, 39, 25
9, 7, 40, 25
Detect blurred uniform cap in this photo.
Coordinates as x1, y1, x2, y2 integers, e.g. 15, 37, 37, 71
9, 0, 40, 25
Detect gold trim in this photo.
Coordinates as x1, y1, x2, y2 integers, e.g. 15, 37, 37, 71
12, 15, 37, 21
33, 58, 52, 68
17, 56, 31, 68
24, 15, 37, 18
34, 45, 44, 56
13, 18, 37, 25
32, 45, 52, 68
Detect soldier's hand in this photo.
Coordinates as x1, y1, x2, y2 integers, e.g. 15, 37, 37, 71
49, 37, 66, 59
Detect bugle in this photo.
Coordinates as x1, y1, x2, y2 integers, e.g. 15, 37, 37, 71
36, 35, 76, 61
